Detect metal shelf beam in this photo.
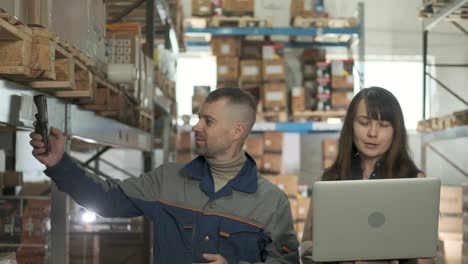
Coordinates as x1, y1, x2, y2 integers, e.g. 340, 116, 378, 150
0, 79, 153, 151
252, 121, 342, 133
423, 0, 468, 31
185, 26, 361, 36
421, 125, 468, 143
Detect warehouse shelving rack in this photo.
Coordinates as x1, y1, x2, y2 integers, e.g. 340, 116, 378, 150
185, 3, 364, 134
0, 0, 179, 263
420, 0, 468, 177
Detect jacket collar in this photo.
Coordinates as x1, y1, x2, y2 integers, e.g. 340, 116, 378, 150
182, 152, 258, 197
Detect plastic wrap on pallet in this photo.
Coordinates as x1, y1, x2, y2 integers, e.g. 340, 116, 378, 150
107, 64, 138, 83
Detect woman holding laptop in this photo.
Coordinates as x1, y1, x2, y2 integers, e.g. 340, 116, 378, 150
301, 87, 428, 264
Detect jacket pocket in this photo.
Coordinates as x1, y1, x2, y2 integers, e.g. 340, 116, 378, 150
218, 218, 270, 263
160, 205, 196, 250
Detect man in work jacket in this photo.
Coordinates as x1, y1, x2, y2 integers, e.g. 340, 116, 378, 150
30, 88, 300, 264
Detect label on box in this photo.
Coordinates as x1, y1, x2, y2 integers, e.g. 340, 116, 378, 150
346, 92, 354, 100
243, 66, 259, 76
277, 183, 285, 190
304, 0, 313, 11
266, 65, 283, 75
221, 44, 231, 55
266, 91, 284, 101
264, 162, 271, 169
331, 61, 345, 76
299, 208, 306, 214
265, 139, 272, 146
292, 87, 302, 97
263, 47, 274, 59
200, 6, 209, 13
218, 66, 228, 75
347, 75, 354, 84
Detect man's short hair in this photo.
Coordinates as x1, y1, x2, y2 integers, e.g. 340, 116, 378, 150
204, 88, 257, 132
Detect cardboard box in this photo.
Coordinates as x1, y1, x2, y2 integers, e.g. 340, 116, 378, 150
302, 48, 326, 61
263, 153, 283, 174
289, 198, 298, 220
443, 240, 468, 263
297, 197, 311, 220
212, 36, 241, 57
177, 132, 192, 150
264, 132, 283, 152
176, 151, 195, 163
192, 95, 206, 114
263, 175, 277, 185
222, 0, 254, 14
241, 41, 263, 59
295, 220, 305, 241
263, 82, 288, 111
244, 135, 264, 156
240, 60, 262, 82
322, 158, 335, 169
252, 155, 263, 170
19, 182, 50, 196
107, 31, 140, 65
241, 83, 262, 111
217, 56, 239, 81
262, 43, 284, 60
291, 86, 306, 113
439, 214, 468, 234
192, 0, 213, 16
331, 60, 354, 89
255, 0, 291, 28
262, 59, 286, 81
331, 91, 353, 109
440, 186, 468, 214
291, 0, 315, 17
276, 175, 299, 196
332, 76, 354, 90
322, 138, 338, 158
21, 216, 49, 244
217, 81, 239, 89
0, 171, 23, 188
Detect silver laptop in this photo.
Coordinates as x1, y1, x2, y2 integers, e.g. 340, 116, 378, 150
311, 177, 441, 262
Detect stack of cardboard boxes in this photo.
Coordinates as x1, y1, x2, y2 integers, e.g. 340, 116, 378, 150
212, 36, 288, 116
322, 138, 339, 169
438, 185, 468, 264
330, 59, 354, 109
0, 182, 51, 263
261, 44, 288, 114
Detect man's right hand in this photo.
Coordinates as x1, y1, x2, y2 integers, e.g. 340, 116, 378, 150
30, 127, 66, 168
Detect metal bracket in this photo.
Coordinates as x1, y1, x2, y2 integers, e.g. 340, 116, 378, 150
423, 0, 468, 31
426, 143, 468, 178
83, 146, 111, 167
109, 0, 146, 23
426, 72, 468, 106
451, 21, 468, 36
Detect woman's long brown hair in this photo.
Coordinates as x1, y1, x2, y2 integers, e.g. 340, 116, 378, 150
322, 87, 420, 181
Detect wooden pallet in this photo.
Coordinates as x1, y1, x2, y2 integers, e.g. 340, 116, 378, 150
292, 17, 357, 28
454, 109, 468, 126
80, 77, 120, 112
291, 110, 347, 122
416, 111, 467, 133
139, 110, 153, 132
257, 111, 288, 122
0, 12, 33, 79
210, 16, 272, 27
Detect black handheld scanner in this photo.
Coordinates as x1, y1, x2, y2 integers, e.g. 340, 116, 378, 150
33, 95, 49, 155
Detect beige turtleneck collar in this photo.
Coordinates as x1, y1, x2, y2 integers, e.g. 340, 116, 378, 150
206, 150, 247, 192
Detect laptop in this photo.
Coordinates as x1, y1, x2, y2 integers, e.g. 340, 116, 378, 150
311, 177, 441, 262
